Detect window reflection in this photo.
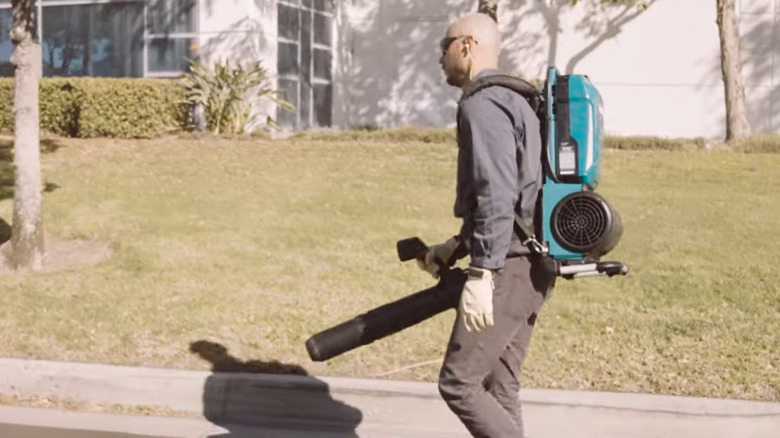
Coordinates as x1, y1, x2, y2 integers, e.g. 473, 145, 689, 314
42, 3, 144, 77
0, 9, 12, 77
148, 37, 196, 73
0, 0, 197, 78
313, 84, 332, 126
313, 49, 331, 81
148, 0, 196, 35
313, 14, 331, 46
277, 78, 298, 129
277, 1, 334, 130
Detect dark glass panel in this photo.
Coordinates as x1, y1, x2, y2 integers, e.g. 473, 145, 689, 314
277, 78, 298, 129
277, 42, 299, 76
149, 0, 196, 35
313, 48, 331, 81
148, 37, 196, 73
278, 4, 299, 40
313, 14, 331, 46
312, 83, 332, 127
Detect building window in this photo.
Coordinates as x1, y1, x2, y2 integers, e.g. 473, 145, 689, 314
0, 0, 198, 78
0, 7, 12, 77
146, 0, 198, 76
277, 0, 334, 130
41, 2, 144, 77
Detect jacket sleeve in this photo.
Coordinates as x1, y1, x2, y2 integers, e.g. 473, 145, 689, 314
457, 97, 519, 271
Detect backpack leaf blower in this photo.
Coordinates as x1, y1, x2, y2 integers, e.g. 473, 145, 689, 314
305, 67, 628, 362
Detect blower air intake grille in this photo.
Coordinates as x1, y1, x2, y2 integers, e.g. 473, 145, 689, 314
550, 191, 623, 258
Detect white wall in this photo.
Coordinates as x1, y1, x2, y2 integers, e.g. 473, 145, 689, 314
737, 0, 779, 135
335, 0, 470, 130
337, 0, 779, 140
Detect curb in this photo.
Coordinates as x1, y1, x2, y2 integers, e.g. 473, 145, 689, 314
0, 405, 217, 438
1, 357, 780, 438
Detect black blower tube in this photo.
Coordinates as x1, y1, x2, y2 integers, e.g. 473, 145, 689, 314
305, 269, 466, 362
305, 234, 628, 362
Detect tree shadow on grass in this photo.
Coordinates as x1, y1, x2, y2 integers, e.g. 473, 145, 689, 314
190, 340, 362, 437
0, 138, 64, 202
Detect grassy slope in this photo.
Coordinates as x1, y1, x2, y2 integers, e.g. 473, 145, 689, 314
0, 136, 776, 402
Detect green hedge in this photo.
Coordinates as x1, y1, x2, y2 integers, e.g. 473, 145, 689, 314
292, 128, 716, 151
603, 135, 707, 151
39, 80, 80, 136
730, 134, 780, 153
292, 126, 458, 143
0, 82, 12, 134
0, 78, 191, 138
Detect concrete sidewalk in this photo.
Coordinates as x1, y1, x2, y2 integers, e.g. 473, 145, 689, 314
0, 357, 779, 438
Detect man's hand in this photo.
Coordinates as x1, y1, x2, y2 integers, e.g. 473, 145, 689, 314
416, 236, 460, 278
459, 267, 494, 332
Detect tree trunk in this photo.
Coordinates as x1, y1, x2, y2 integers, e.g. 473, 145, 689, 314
9, 0, 44, 272
478, 0, 498, 22
716, 0, 751, 142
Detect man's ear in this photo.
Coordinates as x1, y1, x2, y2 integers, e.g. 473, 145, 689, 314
462, 36, 474, 55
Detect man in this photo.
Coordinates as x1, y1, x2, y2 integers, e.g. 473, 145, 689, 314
417, 13, 556, 438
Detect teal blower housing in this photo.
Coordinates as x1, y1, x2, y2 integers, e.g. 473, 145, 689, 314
537, 67, 626, 278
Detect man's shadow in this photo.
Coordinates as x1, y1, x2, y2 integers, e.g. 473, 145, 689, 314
189, 340, 362, 437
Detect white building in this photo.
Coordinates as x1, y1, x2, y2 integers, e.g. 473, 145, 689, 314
0, 0, 776, 139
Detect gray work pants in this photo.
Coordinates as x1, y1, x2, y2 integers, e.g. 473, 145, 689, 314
438, 256, 555, 438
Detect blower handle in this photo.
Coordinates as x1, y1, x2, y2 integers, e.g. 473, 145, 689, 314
559, 261, 629, 280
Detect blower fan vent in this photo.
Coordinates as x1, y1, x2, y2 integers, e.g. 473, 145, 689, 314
551, 191, 623, 258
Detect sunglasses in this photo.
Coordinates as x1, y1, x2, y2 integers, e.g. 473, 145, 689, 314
440, 35, 467, 54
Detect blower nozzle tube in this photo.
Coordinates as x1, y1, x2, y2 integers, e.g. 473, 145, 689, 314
305, 270, 466, 362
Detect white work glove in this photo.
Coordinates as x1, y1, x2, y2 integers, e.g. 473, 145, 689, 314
417, 236, 460, 278
459, 267, 495, 332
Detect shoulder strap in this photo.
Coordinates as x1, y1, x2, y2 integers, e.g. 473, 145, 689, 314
514, 213, 537, 244
460, 74, 542, 113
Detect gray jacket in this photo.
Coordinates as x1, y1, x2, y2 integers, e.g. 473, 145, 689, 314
454, 69, 543, 271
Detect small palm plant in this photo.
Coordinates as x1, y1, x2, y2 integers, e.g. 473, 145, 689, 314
179, 58, 295, 135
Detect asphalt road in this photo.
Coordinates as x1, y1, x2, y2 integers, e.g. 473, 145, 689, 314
0, 423, 167, 438
0, 422, 364, 438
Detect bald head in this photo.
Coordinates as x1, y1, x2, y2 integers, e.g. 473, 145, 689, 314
446, 13, 501, 61
438, 13, 501, 88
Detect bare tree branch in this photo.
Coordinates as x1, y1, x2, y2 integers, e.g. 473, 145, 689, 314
478, 0, 499, 22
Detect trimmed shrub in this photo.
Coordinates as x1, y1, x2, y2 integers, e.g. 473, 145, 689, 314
0, 80, 13, 134
0, 77, 191, 138
1, 78, 82, 136
39, 79, 81, 137
76, 78, 189, 138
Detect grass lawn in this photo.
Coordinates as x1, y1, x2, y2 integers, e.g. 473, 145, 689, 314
0, 134, 777, 402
